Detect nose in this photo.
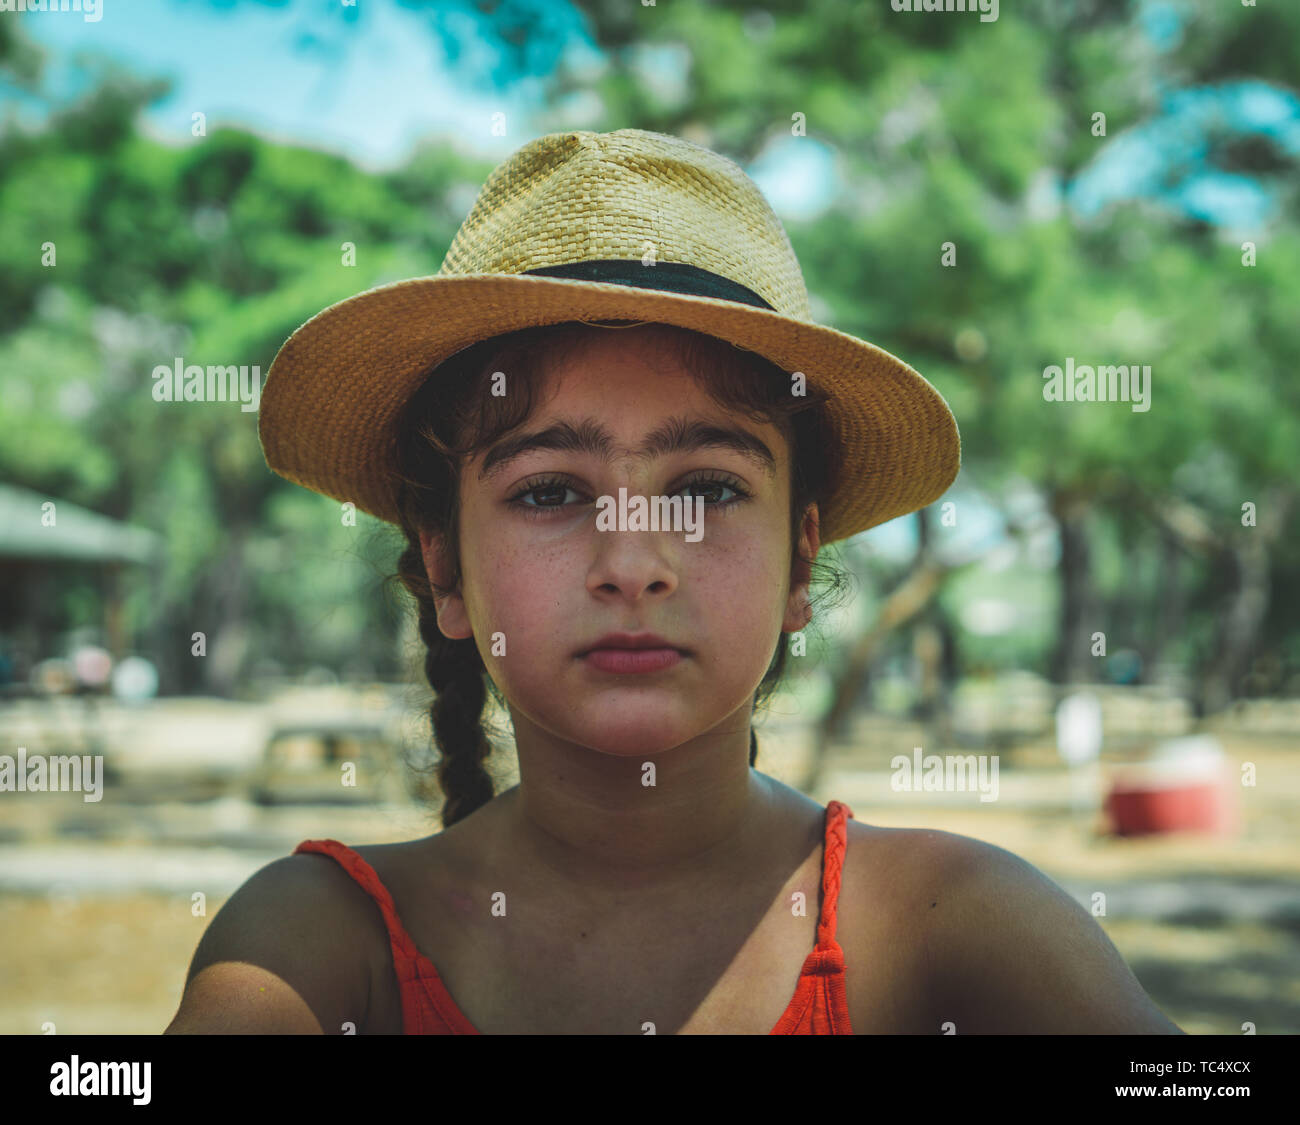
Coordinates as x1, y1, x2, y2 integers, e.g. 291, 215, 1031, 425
585, 517, 681, 602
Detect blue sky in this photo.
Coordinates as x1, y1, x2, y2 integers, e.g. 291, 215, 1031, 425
14, 0, 557, 168
12, 0, 843, 217
1067, 80, 1300, 231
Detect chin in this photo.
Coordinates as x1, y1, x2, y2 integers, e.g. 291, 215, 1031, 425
564, 712, 707, 758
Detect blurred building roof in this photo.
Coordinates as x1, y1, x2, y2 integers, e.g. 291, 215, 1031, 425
0, 483, 163, 565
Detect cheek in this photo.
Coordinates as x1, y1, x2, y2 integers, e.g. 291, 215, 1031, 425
685, 533, 790, 637
461, 534, 575, 669
465, 542, 540, 624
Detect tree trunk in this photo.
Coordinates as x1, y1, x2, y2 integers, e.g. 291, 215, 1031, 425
801, 510, 949, 792
205, 525, 250, 698
1148, 528, 1185, 678
1050, 491, 1098, 686
1199, 528, 1271, 715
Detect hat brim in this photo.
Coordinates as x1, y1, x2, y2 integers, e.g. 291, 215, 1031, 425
258, 273, 960, 544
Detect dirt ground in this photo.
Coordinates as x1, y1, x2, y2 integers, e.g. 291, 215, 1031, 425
1, 724, 1296, 1035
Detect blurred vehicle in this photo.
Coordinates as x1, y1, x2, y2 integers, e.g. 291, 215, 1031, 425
249, 715, 416, 806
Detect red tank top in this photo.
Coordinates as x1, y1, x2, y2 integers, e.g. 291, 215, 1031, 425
294, 798, 855, 1034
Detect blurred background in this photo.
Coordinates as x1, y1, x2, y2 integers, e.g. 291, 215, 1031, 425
1, 0, 1298, 1035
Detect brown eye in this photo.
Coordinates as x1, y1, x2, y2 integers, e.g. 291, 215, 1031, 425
677, 473, 749, 508
508, 476, 584, 516
680, 480, 734, 505
523, 484, 572, 507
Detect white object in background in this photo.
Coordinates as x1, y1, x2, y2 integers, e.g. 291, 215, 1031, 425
112, 656, 159, 703
1056, 691, 1103, 765
1056, 691, 1103, 814
1111, 734, 1228, 788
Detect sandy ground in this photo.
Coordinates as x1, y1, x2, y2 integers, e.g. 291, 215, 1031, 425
1, 717, 1296, 1035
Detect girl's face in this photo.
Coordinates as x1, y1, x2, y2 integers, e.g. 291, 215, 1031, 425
420, 328, 819, 760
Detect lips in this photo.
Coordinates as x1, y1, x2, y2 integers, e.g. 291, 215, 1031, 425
576, 632, 686, 657
577, 632, 688, 675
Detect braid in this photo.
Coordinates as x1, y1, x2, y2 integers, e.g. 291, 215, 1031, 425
392, 523, 497, 829
417, 597, 495, 829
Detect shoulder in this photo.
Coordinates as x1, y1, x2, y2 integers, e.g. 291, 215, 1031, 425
880, 827, 1183, 1034
841, 818, 956, 905
166, 849, 393, 1035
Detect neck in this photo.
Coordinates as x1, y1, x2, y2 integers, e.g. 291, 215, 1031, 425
484, 716, 781, 912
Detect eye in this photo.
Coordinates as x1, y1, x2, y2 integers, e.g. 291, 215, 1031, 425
678, 474, 747, 506
508, 475, 583, 515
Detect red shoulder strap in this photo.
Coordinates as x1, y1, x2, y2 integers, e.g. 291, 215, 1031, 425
293, 839, 421, 967
815, 801, 854, 949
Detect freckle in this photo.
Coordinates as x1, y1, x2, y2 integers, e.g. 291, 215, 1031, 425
930, 901, 937, 908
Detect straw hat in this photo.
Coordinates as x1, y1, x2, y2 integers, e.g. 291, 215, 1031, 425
258, 128, 960, 544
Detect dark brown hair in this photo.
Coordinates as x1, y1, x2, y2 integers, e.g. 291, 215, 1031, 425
387, 319, 848, 828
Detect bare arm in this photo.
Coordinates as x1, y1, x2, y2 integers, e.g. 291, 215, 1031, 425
164, 854, 374, 1034
923, 834, 1184, 1034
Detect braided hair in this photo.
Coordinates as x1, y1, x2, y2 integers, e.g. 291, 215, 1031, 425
388, 320, 845, 829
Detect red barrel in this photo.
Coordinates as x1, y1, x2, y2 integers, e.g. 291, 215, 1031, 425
1103, 736, 1237, 837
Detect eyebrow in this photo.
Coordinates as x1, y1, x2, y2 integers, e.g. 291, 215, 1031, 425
478, 415, 778, 483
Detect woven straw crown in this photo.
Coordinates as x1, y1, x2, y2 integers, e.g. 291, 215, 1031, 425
439, 130, 813, 320
258, 128, 960, 544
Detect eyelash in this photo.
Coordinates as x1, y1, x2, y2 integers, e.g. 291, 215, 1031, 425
507, 472, 752, 518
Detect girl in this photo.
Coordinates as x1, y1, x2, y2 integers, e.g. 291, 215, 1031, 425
166, 129, 1182, 1035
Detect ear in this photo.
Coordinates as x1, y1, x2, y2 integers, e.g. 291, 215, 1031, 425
418, 526, 474, 641
782, 502, 820, 634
